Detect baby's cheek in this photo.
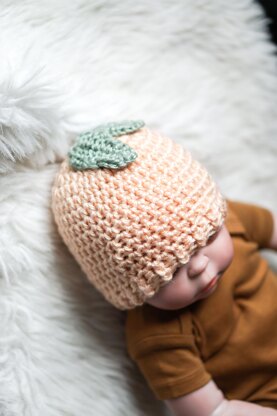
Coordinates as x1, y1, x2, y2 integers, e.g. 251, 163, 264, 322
167, 279, 195, 306
222, 235, 234, 269
148, 269, 197, 309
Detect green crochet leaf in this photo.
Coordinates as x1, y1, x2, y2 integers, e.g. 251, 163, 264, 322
68, 120, 145, 170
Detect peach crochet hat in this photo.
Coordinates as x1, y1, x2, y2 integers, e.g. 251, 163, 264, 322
51, 120, 227, 310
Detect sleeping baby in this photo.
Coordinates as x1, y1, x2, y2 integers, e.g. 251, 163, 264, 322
51, 120, 277, 415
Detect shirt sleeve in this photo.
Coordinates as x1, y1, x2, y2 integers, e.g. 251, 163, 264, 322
227, 200, 274, 249
126, 335, 211, 400
126, 331, 211, 400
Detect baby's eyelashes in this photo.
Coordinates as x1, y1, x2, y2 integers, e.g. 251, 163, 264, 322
207, 229, 220, 244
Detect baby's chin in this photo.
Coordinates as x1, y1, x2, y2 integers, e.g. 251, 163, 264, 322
149, 279, 221, 310
155, 293, 215, 310
147, 296, 196, 311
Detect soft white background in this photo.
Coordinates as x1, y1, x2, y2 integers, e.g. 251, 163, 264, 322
0, 1, 277, 415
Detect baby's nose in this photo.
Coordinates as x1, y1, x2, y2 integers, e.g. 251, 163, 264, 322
187, 253, 209, 278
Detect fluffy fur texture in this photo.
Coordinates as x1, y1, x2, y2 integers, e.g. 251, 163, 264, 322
0, 0, 277, 415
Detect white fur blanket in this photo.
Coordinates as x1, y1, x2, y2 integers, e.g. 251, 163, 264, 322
1, 1, 277, 415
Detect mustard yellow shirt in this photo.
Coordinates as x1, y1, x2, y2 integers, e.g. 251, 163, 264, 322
125, 200, 277, 409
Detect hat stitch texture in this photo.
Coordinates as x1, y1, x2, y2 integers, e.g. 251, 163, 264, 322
51, 121, 227, 310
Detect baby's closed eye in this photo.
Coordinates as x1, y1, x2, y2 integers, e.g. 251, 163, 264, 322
207, 228, 221, 244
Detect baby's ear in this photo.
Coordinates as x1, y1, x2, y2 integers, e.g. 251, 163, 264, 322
0, 48, 78, 173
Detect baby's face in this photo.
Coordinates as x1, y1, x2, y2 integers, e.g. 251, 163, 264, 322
146, 224, 234, 310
